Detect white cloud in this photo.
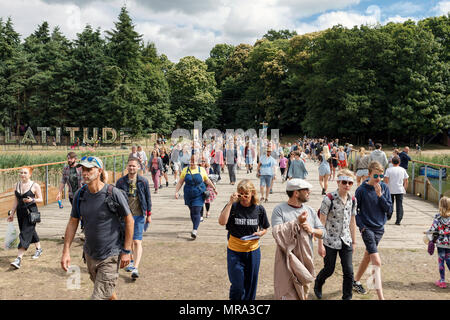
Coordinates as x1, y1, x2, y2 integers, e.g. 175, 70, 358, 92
433, 1, 450, 15
385, 15, 415, 24
0, 0, 447, 62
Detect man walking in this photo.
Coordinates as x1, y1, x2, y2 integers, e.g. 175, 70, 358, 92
271, 179, 325, 300
116, 157, 152, 280
314, 169, 357, 300
398, 147, 411, 170
352, 161, 393, 300
60, 156, 134, 300
384, 156, 409, 225
369, 143, 388, 168
56, 152, 83, 206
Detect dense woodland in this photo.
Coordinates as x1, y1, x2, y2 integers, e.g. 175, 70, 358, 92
0, 7, 448, 144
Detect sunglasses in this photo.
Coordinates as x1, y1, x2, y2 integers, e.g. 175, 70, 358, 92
81, 156, 102, 168
373, 174, 384, 179
238, 193, 252, 198
340, 180, 354, 186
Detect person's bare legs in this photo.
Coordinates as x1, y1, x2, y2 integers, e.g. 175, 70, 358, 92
354, 251, 384, 300
132, 240, 143, 269
323, 174, 329, 192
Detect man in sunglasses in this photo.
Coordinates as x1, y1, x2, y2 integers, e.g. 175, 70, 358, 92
314, 169, 357, 300
61, 156, 134, 300
271, 179, 325, 299
352, 161, 393, 300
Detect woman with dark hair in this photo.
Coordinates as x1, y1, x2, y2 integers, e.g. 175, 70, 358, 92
8, 167, 44, 269
159, 147, 170, 188
149, 149, 163, 194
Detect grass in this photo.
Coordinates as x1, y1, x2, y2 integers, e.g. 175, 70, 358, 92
0, 150, 129, 169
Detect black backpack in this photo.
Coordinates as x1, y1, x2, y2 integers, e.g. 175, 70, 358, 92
75, 184, 127, 247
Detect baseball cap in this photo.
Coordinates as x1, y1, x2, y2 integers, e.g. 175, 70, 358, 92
77, 156, 103, 169
286, 178, 312, 191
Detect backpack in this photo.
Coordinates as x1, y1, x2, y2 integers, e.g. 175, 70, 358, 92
317, 193, 356, 218
75, 184, 127, 249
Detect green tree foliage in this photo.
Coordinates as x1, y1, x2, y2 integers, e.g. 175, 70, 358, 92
167, 56, 219, 129
0, 10, 448, 143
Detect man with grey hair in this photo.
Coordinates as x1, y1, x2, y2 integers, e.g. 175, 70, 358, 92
61, 156, 134, 300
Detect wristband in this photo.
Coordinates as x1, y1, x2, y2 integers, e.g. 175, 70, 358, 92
121, 248, 131, 254
146, 211, 152, 217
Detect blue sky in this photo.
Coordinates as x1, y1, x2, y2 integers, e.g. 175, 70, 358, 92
0, 0, 448, 61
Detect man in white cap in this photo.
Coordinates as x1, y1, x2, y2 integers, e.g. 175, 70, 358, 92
60, 156, 134, 300
271, 178, 325, 300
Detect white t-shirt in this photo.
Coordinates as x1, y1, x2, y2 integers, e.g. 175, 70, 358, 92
385, 166, 409, 194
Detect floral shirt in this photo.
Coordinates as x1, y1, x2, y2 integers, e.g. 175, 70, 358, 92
319, 190, 357, 249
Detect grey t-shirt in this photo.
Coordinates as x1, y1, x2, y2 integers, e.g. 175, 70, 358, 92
271, 202, 325, 252
71, 184, 131, 261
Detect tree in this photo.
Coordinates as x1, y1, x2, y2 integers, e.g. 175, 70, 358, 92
205, 43, 235, 86
263, 29, 298, 41
167, 56, 219, 129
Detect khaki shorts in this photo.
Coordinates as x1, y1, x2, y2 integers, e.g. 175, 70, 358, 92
85, 252, 120, 300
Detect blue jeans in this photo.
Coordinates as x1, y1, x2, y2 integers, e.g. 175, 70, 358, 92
227, 247, 261, 300
189, 206, 202, 230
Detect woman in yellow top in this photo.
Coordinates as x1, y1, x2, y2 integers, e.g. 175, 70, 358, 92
175, 154, 217, 239
218, 179, 270, 300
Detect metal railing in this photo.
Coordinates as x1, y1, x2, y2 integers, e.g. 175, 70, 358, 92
0, 153, 128, 216
348, 150, 449, 203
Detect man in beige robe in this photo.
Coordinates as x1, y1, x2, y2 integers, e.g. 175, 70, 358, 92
271, 179, 325, 300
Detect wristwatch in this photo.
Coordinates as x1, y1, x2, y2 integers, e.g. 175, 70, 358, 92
121, 248, 131, 254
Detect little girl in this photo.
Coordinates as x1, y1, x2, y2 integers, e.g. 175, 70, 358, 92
427, 196, 450, 288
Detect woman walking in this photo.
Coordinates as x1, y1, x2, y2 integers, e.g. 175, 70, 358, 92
175, 155, 218, 239
159, 147, 170, 188
337, 146, 348, 169
354, 148, 370, 186
8, 167, 44, 269
330, 147, 339, 181
318, 154, 331, 195
218, 179, 270, 300
149, 149, 164, 193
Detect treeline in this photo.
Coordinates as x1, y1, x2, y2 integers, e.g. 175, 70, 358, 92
0, 7, 448, 143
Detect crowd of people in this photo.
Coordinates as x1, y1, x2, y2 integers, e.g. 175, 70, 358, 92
4, 135, 449, 301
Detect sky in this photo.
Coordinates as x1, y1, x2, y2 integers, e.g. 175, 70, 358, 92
0, 0, 448, 62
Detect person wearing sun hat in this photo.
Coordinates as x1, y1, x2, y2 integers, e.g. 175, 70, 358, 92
61, 155, 135, 300
271, 178, 325, 300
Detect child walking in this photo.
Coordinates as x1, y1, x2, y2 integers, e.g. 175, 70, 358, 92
427, 196, 450, 288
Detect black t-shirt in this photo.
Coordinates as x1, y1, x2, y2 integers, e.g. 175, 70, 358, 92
226, 202, 270, 239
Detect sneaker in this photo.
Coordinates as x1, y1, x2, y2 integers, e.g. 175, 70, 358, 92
159, 185, 163, 189
173, 181, 177, 186
131, 269, 140, 279
32, 248, 43, 260
200, 217, 204, 222
125, 261, 135, 272
191, 230, 197, 239
166, 182, 169, 187
352, 281, 367, 294
11, 257, 21, 269
435, 280, 447, 288
270, 189, 273, 194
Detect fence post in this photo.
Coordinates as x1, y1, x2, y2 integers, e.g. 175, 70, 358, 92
113, 156, 116, 183
45, 165, 49, 205
439, 167, 443, 201
122, 155, 125, 177
424, 165, 428, 200
412, 162, 415, 195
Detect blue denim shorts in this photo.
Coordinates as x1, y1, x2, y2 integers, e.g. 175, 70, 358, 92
361, 228, 384, 254
133, 215, 145, 241
260, 175, 273, 187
